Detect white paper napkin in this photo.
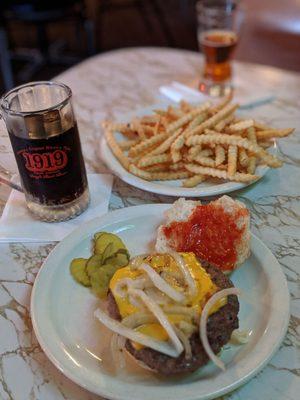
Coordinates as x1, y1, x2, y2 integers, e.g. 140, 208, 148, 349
0, 174, 113, 243
159, 81, 275, 110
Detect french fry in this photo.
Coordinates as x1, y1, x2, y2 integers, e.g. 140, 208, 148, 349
187, 131, 282, 168
129, 164, 190, 181
180, 100, 192, 112
141, 115, 160, 124
247, 158, 256, 174
171, 148, 182, 163
102, 121, 137, 139
166, 102, 211, 134
247, 127, 257, 174
138, 153, 172, 168
130, 119, 146, 140
119, 139, 140, 150
102, 121, 128, 132
104, 129, 130, 170
185, 164, 258, 182
153, 109, 168, 117
227, 119, 254, 132
188, 144, 202, 158
185, 103, 239, 138
227, 145, 238, 176
239, 148, 249, 168
247, 126, 257, 143
214, 114, 235, 132
216, 164, 228, 171
128, 132, 169, 157
152, 119, 161, 136
193, 155, 215, 167
143, 164, 170, 173
143, 125, 157, 137
215, 145, 226, 166
254, 121, 272, 131
258, 140, 274, 149
167, 105, 183, 118
198, 149, 213, 158
150, 127, 182, 155
182, 174, 206, 188
169, 161, 186, 171
256, 128, 294, 140
187, 113, 207, 130
171, 134, 185, 153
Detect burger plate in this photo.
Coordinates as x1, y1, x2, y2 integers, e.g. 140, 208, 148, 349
31, 204, 290, 400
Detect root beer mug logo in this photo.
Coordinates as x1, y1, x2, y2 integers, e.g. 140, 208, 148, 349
9, 124, 88, 206
19, 147, 69, 177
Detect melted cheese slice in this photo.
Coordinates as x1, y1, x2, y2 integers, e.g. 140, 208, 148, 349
109, 253, 226, 345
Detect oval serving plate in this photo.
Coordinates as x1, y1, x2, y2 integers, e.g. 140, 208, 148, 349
31, 204, 289, 400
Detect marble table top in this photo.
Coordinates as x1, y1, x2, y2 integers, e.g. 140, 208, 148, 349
0, 48, 299, 400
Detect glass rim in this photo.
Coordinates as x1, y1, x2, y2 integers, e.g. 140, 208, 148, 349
0, 80, 72, 116
196, 0, 241, 13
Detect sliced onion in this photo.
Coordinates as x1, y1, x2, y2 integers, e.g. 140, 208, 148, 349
169, 251, 197, 297
139, 263, 185, 303
122, 312, 156, 328
94, 308, 180, 357
128, 288, 184, 355
163, 305, 196, 318
161, 270, 183, 285
178, 320, 197, 336
113, 277, 149, 298
199, 288, 241, 371
117, 335, 126, 369
145, 287, 168, 305
129, 254, 149, 270
111, 332, 118, 362
128, 293, 145, 309
173, 326, 192, 360
230, 329, 250, 344
111, 333, 126, 370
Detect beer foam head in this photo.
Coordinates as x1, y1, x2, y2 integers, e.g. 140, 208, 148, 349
200, 29, 237, 47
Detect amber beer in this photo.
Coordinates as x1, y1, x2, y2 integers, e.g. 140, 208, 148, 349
200, 29, 238, 82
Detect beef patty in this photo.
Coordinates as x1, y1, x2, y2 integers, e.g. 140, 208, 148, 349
107, 262, 239, 375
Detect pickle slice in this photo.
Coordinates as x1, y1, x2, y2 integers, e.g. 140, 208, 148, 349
70, 258, 90, 287
86, 254, 103, 277
94, 232, 128, 256
90, 264, 118, 298
70, 231, 130, 295
105, 252, 129, 267
101, 243, 115, 263
94, 232, 106, 241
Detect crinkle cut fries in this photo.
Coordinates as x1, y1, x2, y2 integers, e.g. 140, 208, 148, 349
102, 95, 294, 188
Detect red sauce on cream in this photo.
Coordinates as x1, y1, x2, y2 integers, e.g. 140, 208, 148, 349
163, 204, 248, 271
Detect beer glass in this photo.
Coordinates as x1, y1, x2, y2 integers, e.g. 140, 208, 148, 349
196, 0, 244, 96
0, 81, 90, 222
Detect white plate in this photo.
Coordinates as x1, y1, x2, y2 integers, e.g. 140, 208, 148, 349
100, 104, 275, 197
31, 204, 289, 400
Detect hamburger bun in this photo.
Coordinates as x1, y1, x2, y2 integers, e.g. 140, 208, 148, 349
156, 196, 250, 272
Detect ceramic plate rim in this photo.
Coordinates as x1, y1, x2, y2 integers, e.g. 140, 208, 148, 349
99, 104, 274, 197
31, 204, 290, 400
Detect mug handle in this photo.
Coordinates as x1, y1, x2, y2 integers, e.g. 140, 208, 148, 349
0, 164, 23, 193
0, 113, 23, 193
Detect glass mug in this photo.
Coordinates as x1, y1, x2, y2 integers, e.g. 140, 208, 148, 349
196, 0, 244, 96
0, 81, 90, 222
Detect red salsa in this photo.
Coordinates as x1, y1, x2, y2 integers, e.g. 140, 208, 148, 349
163, 204, 248, 271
